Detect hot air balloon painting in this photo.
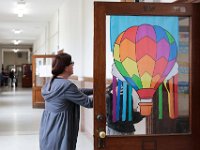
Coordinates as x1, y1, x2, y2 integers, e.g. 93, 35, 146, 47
112, 24, 178, 117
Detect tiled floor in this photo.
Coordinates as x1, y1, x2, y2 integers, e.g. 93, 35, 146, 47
0, 86, 93, 150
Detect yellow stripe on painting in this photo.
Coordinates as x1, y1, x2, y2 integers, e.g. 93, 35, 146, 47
164, 80, 171, 117
113, 44, 120, 61
122, 58, 139, 77
141, 72, 152, 88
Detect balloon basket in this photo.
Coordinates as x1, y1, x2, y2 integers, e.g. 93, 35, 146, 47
139, 102, 153, 116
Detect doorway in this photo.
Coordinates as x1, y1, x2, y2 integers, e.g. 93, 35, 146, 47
1, 48, 31, 87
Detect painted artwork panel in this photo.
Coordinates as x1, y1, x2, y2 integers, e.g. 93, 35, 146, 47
106, 16, 190, 135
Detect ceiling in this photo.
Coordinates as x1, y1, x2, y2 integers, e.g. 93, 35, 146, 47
1, 0, 198, 46
0, 0, 64, 46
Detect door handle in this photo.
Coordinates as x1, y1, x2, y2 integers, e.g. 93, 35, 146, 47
98, 130, 106, 148
99, 131, 106, 138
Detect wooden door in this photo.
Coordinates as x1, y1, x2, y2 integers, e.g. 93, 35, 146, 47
22, 64, 32, 87
94, 2, 200, 150
32, 55, 55, 108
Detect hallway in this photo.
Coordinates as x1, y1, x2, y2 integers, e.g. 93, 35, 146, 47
0, 86, 93, 150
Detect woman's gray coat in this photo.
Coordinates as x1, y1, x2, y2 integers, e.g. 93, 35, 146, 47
39, 78, 93, 150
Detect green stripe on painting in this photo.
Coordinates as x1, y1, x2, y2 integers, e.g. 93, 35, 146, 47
158, 84, 163, 119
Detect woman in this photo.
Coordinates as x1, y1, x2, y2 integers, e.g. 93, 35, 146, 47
39, 53, 93, 150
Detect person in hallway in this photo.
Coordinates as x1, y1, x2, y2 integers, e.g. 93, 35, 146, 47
9, 69, 15, 87
0, 72, 3, 86
39, 53, 93, 150
2, 69, 9, 86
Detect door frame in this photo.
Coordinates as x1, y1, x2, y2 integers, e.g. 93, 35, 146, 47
93, 2, 200, 150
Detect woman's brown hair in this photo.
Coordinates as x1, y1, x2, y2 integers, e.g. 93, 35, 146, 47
52, 53, 72, 76
48, 53, 72, 90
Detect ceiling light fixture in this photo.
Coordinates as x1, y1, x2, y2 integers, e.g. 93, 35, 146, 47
16, 0, 26, 17
12, 29, 22, 34
13, 40, 21, 45
13, 49, 19, 53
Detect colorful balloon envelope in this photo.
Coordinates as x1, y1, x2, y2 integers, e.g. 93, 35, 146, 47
113, 24, 178, 116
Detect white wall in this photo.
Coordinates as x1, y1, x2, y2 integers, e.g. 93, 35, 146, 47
34, 0, 84, 77
33, 0, 121, 78
82, 0, 121, 77
49, 12, 59, 53
59, 0, 83, 77
82, 0, 94, 77
33, 28, 47, 54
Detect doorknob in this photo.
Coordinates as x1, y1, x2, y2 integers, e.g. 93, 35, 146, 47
99, 131, 106, 138
97, 114, 104, 121
98, 130, 106, 148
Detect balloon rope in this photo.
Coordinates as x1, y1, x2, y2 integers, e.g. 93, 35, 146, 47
158, 84, 163, 119
128, 85, 132, 121
116, 80, 122, 121
122, 82, 127, 121
164, 80, 171, 117
174, 74, 178, 118
112, 76, 117, 122
169, 78, 175, 119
